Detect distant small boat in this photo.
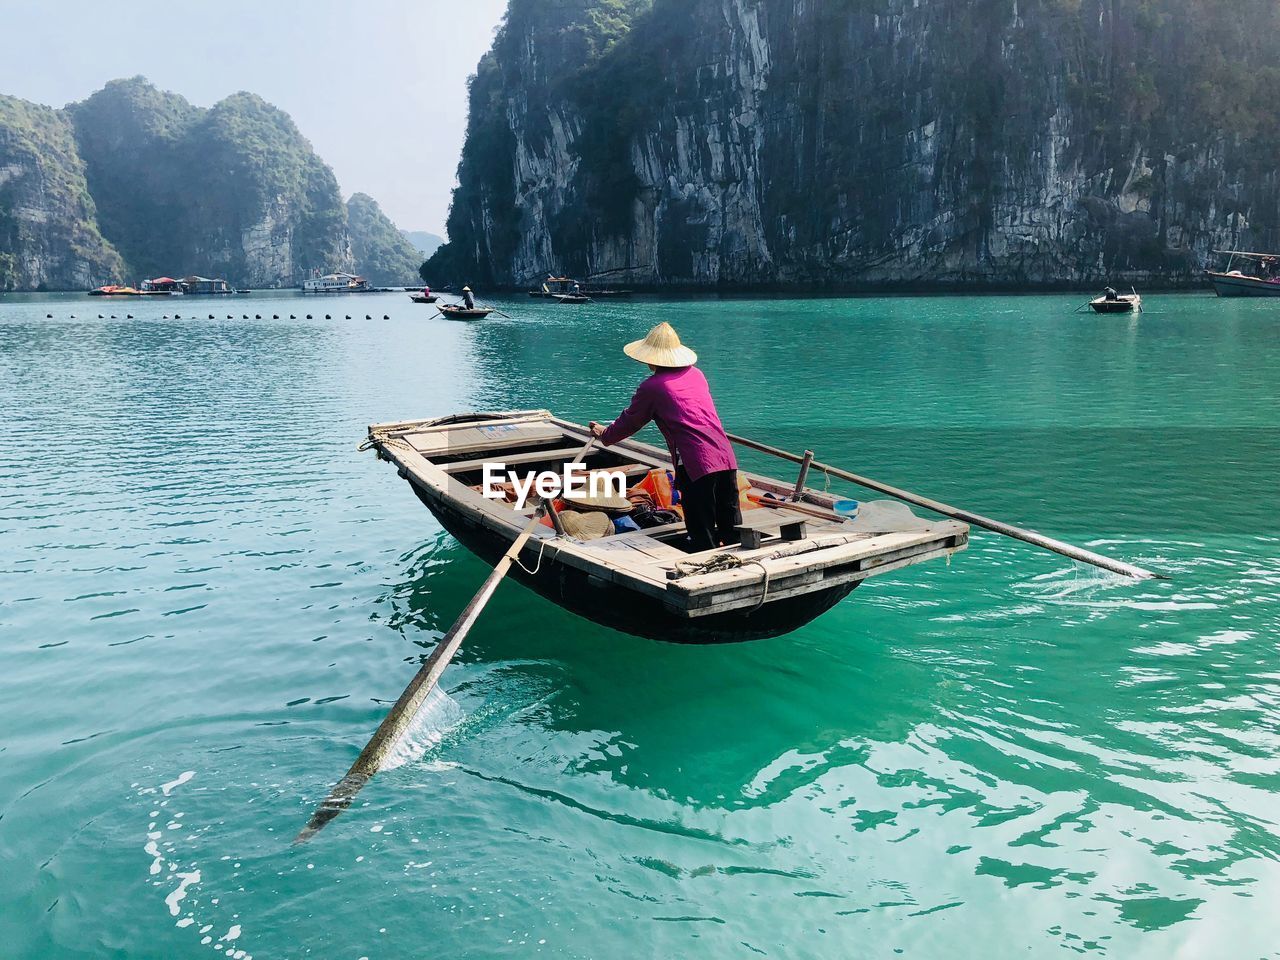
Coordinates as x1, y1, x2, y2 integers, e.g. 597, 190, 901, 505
439, 304, 493, 321
530, 276, 579, 298
1089, 289, 1141, 313
88, 284, 141, 297
410, 293, 438, 303
554, 293, 592, 304
529, 275, 630, 298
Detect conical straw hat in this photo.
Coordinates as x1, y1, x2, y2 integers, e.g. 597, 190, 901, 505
558, 510, 613, 541
622, 322, 697, 367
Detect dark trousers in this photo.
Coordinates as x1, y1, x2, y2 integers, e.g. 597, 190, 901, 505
676, 466, 742, 552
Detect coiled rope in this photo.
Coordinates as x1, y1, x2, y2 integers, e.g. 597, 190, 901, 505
673, 552, 772, 613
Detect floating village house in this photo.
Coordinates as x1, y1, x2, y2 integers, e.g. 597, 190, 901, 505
181, 275, 233, 295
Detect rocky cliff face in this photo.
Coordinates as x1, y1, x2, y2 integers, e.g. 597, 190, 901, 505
429, 0, 1280, 288
347, 193, 423, 285
0, 95, 125, 290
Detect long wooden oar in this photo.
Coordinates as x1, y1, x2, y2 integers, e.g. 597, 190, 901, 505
728, 433, 1163, 581
296, 438, 595, 842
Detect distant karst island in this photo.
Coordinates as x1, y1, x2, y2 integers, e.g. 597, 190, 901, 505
0, 77, 424, 291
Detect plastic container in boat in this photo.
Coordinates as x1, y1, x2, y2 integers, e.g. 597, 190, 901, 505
833, 499, 860, 520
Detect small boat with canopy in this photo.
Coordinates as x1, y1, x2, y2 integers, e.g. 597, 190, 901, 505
1207, 250, 1280, 296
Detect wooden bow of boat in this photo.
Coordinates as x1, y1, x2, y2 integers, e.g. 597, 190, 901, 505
364, 410, 967, 643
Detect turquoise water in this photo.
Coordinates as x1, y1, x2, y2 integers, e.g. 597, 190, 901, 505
1, 290, 1278, 958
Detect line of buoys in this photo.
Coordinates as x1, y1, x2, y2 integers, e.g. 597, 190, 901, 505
39, 308, 403, 322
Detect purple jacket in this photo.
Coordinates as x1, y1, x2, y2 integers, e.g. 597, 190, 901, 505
600, 366, 737, 482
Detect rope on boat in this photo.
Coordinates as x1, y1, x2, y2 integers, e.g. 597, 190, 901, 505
513, 535, 549, 576
673, 552, 772, 613
358, 430, 412, 453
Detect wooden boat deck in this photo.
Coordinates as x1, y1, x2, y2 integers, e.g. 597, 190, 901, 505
365, 410, 968, 641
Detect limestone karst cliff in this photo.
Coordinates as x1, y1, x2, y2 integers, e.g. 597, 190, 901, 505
346, 193, 424, 285
427, 0, 1280, 289
0, 78, 419, 290
0, 94, 126, 290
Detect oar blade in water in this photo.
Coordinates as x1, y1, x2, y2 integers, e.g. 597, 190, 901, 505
295, 437, 594, 843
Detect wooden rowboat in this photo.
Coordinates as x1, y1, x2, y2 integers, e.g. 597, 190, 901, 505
364, 410, 968, 643
1089, 292, 1141, 313
439, 304, 493, 320
409, 293, 438, 303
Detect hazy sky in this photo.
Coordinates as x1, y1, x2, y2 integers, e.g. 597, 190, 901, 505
0, 0, 509, 236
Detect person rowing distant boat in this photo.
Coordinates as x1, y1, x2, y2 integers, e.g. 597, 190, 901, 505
462, 285, 476, 309
590, 322, 740, 551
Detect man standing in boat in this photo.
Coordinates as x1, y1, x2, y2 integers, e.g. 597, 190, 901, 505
590, 322, 740, 551
461, 286, 476, 309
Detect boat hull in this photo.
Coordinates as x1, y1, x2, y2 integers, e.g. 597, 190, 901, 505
410, 480, 859, 644
1207, 272, 1280, 297
440, 307, 492, 320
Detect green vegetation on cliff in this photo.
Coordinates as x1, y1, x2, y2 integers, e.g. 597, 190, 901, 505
0, 94, 125, 290
67, 78, 352, 287
2, 77, 416, 290
346, 193, 423, 285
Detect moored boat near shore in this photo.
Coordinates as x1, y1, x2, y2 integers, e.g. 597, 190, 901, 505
302, 272, 372, 293
364, 410, 968, 643
1207, 250, 1280, 297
